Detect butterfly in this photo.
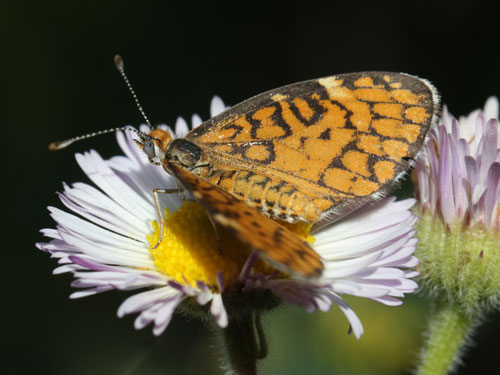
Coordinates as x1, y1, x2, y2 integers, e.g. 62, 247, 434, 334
131, 71, 439, 279
50, 62, 439, 279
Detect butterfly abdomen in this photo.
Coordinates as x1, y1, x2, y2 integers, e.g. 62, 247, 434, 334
205, 169, 328, 223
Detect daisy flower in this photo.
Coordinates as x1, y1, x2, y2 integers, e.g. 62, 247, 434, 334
415, 96, 500, 229
414, 96, 500, 310
37, 96, 419, 366
413, 97, 500, 375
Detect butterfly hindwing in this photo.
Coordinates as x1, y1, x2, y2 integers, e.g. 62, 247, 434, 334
168, 163, 323, 278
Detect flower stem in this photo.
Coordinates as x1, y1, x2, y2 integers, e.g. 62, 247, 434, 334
416, 303, 478, 375
223, 311, 267, 375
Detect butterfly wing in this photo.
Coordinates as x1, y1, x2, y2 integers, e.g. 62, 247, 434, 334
187, 72, 439, 224
168, 163, 323, 279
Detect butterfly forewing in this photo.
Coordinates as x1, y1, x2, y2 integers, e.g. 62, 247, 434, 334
186, 72, 439, 224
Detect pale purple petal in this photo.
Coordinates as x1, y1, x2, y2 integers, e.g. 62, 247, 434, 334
329, 292, 364, 339
416, 98, 500, 228
211, 294, 228, 328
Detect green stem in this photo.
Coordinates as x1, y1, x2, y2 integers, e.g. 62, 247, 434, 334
416, 303, 478, 375
222, 311, 267, 375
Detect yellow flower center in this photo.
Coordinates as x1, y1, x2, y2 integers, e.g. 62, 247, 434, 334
147, 201, 315, 290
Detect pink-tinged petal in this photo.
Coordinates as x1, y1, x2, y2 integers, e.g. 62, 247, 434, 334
330, 280, 390, 298
58, 192, 149, 245
464, 156, 479, 191
449, 137, 467, 220
426, 136, 439, 210
471, 185, 486, 205
117, 287, 181, 317
325, 252, 382, 279
315, 293, 333, 312
372, 236, 417, 266
485, 163, 500, 226
114, 131, 179, 199
239, 252, 260, 281
153, 294, 184, 335
438, 126, 455, 223
70, 289, 110, 299
405, 270, 420, 278
441, 105, 453, 127
134, 306, 160, 330
115, 130, 145, 168
479, 119, 499, 181
53, 264, 81, 274
458, 138, 470, 158
76, 151, 155, 218
210, 294, 228, 328
329, 292, 364, 339
270, 282, 322, 313
417, 99, 500, 229
216, 271, 226, 292
69, 255, 123, 272
415, 160, 429, 208
370, 295, 404, 306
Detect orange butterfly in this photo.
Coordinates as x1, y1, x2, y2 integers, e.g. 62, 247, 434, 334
52, 58, 439, 279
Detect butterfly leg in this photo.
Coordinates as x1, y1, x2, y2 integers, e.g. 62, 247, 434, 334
152, 188, 183, 249
205, 212, 224, 255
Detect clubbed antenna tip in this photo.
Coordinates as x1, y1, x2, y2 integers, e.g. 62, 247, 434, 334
49, 140, 73, 151
114, 54, 124, 71
113, 54, 153, 129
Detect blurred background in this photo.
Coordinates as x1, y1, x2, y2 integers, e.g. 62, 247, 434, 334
3, 1, 500, 374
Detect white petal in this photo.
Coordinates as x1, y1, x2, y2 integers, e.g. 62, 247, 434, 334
210, 96, 226, 117
484, 96, 499, 120
328, 292, 364, 339
210, 293, 228, 328
153, 294, 184, 335
117, 287, 180, 317
175, 117, 189, 137
191, 114, 203, 128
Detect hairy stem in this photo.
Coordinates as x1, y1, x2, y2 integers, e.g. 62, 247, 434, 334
222, 311, 267, 375
416, 303, 478, 375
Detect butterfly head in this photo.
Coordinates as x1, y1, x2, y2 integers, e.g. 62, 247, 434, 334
134, 129, 209, 175
134, 127, 173, 166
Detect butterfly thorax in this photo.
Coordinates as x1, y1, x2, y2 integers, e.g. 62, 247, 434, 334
164, 138, 212, 176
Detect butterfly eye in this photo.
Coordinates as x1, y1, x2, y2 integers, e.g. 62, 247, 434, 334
144, 139, 156, 158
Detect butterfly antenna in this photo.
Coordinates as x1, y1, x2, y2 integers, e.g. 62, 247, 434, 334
49, 55, 156, 151
49, 126, 149, 151
114, 55, 153, 129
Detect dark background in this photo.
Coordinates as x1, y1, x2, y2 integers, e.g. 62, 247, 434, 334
3, 1, 500, 374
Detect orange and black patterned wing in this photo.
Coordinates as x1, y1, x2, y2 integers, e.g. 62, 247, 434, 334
168, 163, 323, 279
187, 72, 439, 224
